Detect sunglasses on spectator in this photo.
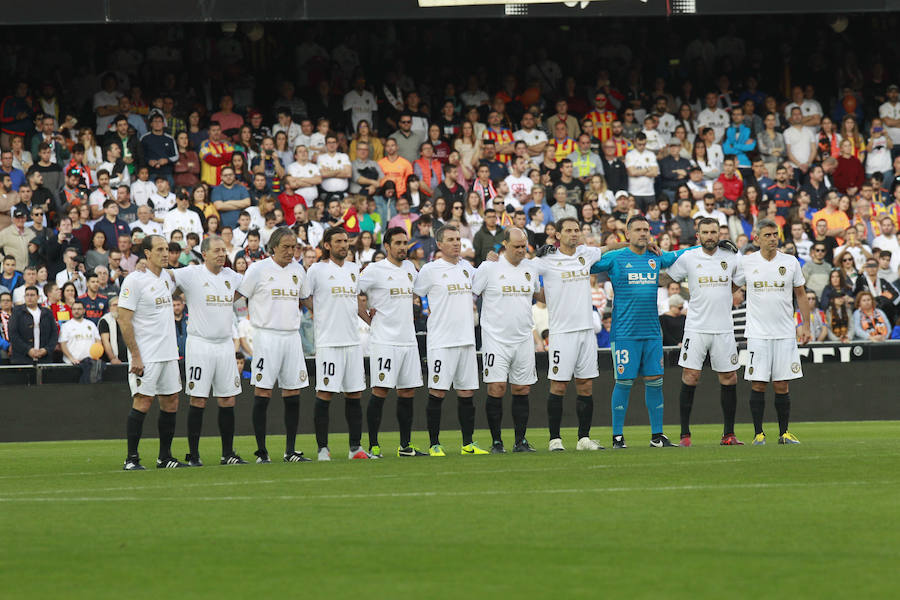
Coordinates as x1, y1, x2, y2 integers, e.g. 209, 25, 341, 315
399, 120, 412, 124
842, 258, 854, 263
813, 248, 825, 252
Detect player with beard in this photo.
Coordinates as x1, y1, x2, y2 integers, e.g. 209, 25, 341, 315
357, 227, 426, 457
665, 218, 743, 446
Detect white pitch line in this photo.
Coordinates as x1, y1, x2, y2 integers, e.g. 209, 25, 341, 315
0, 466, 600, 496
0, 480, 882, 503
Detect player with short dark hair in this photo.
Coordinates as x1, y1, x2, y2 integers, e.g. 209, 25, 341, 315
590, 216, 692, 448
734, 218, 810, 444
666, 218, 743, 446
358, 227, 426, 457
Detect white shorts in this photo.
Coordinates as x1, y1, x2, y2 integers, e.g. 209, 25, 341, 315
678, 331, 739, 372
315, 345, 366, 393
252, 328, 309, 390
369, 343, 423, 390
481, 336, 537, 386
185, 336, 242, 398
548, 329, 599, 381
129, 360, 182, 397
745, 338, 803, 382
428, 345, 479, 391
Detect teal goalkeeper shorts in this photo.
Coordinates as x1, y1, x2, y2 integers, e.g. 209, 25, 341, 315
610, 339, 664, 380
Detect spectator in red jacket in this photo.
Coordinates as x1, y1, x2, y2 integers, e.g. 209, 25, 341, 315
717, 155, 744, 201
834, 138, 866, 196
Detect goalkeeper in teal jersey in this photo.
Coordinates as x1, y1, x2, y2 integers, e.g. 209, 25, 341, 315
590, 216, 692, 448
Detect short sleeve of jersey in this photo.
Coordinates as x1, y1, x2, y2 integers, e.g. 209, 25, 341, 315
300, 265, 317, 299
791, 257, 805, 287
236, 262, 260, 298
732, 259, 746, 287
59, 321, 72, 343
118, 273, 140, 312
590, 248, 621, 273
358, 264, 375, 295
666, 251, 689, 282
471, 262, 493, 296
413, 264, 433, 297
580, 245, 604, 266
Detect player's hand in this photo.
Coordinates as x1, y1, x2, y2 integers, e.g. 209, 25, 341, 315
648, 239, 662, 255
129, 357, 145, 376
535, 244, 556, 258
718, 239, 739, 253
797, 325, 811, 345
486, 251, 499, 262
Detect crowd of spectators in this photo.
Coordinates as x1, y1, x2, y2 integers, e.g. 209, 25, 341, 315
4, 17, 900, 368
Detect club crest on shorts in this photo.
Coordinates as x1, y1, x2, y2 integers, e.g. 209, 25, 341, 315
225, 281, 231, 289
648, 259, 657, 270
378, 372, 385, 382
748, 367, 754, 375
552, 366, 559, 375
791, 362, 800, 373
433, 374, 440, 383
616, 364, 624, 374
779, 266, 786, 276
730, 354, 738, 365
234, 377, 240, 387
292, 275, 298, 284
408, 272, 414, 281
323, 377, 329, 386
683, 353, 688, 361
721, 261, 728, 271
578, 256, 585, 265
188, 381, 194, 390
484, 368, 489, 377
525, 272, 531, 281
256, 373, 262, 382
136, 378, 141, 386
300, 371, 308, 382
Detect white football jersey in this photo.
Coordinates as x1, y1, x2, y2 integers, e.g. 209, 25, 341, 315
59, 318, 100, 364
301, 259, 360, 347
358, 258, 418, 347
118, 268, 179, 363
734, 251, 805, 339
237, 257, 305, 331
287, 161, 321, 203
149, 192, 176, 221
413, 258, 475, 349
174, 264, 242, 341
666, 247, 740, 334
316, 152, 351, 193
532, 245, 603, 334
472, 254, 538, 345
163, 209, 203, 240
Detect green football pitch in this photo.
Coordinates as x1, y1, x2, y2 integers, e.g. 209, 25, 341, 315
2, 421, 898, 599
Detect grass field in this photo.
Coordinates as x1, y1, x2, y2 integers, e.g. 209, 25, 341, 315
2, 421, 898, 599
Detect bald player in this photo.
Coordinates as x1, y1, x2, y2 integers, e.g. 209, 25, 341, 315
472, 228, 541, 453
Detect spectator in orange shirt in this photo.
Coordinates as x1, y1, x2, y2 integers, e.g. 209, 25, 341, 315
378, 137, 413, 196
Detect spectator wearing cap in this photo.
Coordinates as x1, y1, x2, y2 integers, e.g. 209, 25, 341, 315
853, 258, 900, 322
140, 112, 178, 186
660, 294, 686, 346
163, 189, 203, 241
9, 284, 57, 364
659, 139, 691, 199
0, 207, 36, 269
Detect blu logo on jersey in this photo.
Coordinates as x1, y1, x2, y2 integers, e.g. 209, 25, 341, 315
627, 272, 657, 284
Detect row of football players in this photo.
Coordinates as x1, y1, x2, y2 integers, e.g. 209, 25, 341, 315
118, 214, 806, 469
